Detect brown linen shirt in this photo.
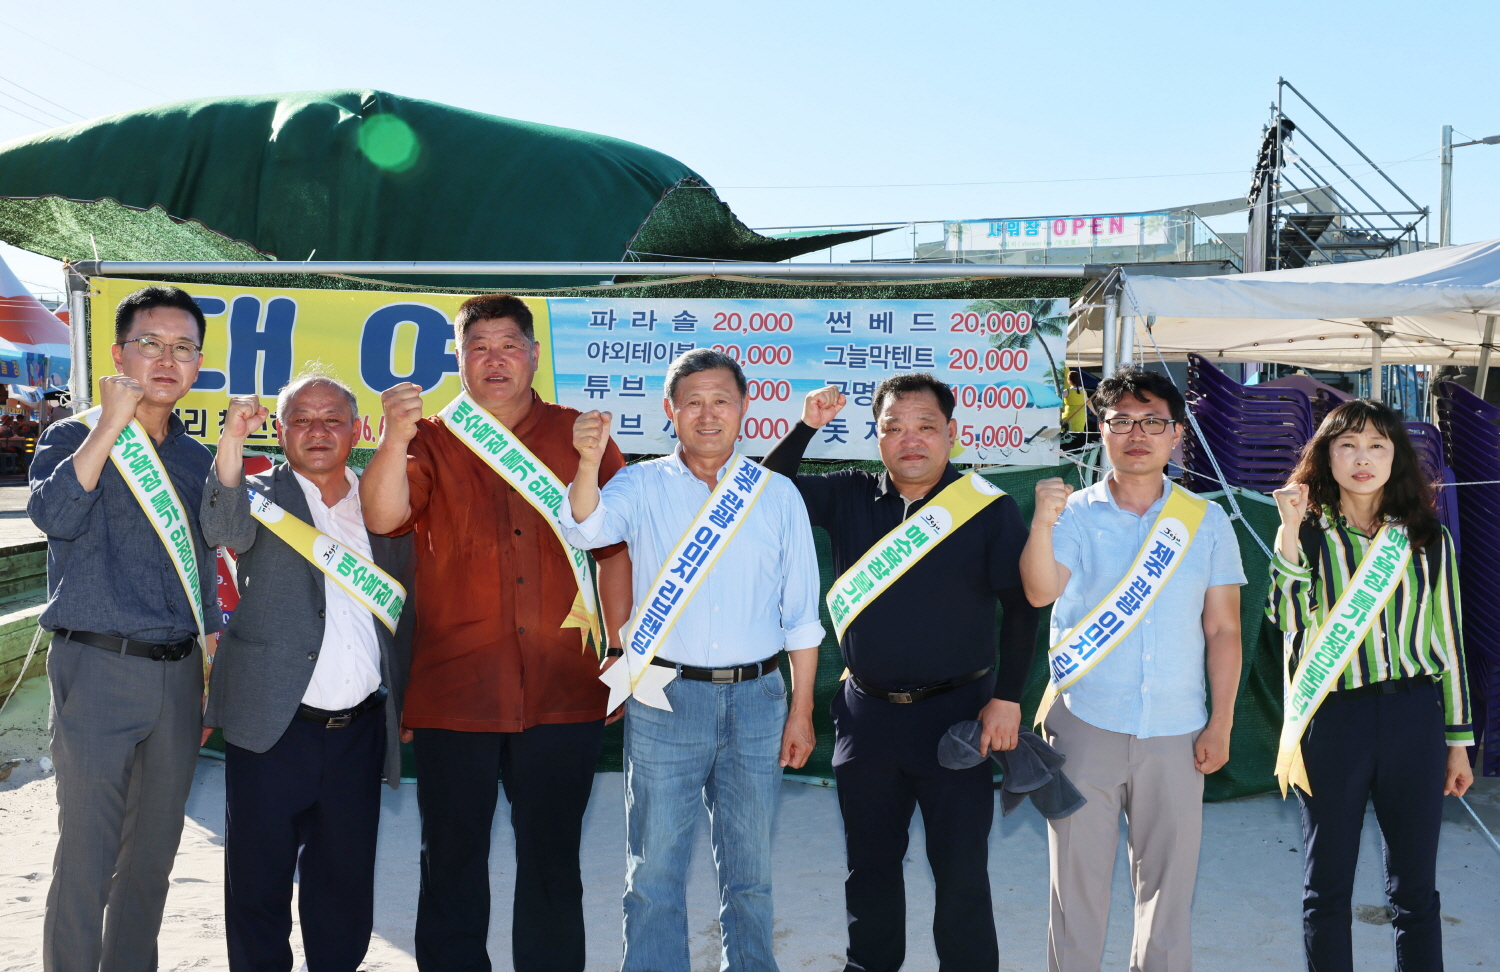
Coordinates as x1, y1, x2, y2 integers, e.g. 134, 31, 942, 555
390, 392, 626, 732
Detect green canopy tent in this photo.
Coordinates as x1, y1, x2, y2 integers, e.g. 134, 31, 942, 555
0, 89, 885, 290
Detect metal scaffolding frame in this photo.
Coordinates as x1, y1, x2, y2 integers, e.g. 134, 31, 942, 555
1255, 79, 1429, 271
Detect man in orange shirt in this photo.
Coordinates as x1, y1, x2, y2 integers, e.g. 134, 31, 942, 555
361, 294, 632, 972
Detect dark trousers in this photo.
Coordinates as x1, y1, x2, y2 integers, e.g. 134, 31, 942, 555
831, 676, 998, 972
1297, 680, 1448, 972
413, 721, 604, 972
224, 705, 385, 972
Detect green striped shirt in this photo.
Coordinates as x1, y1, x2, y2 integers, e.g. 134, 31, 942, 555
1266, 514, 1473, 745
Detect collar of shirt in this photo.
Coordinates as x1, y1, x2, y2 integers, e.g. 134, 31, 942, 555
667, 445, 738, 487
1318, 505, 1393, 538
876, 462, 962, 517
290, 465, 372, 557
160, 411, 190, 443
1084, 472, 1172, 516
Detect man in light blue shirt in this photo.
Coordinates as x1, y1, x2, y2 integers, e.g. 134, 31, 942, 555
1021, 367, 1244, 972
562, 348, 823, 972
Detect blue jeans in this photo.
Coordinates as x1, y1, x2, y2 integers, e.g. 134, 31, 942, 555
622, 666, 788, 972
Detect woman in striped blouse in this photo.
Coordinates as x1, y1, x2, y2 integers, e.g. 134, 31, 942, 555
1268, 399, 1472, 972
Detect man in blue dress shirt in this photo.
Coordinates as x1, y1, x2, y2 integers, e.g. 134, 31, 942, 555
1021, 367, 1244, 972
562, 349, 823, 972
29, 286, 222, 972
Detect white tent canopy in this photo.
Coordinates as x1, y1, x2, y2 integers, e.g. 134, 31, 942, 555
1069, 237, 1500, 369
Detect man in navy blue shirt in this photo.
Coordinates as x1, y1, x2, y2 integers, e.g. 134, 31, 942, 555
762, 373, 1037, 972
30, 286, 221, 972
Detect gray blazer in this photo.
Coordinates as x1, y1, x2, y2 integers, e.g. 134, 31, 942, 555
199, 463, 414, 788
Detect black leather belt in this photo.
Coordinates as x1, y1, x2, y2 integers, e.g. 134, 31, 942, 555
851, 667, 990, 704
1328, 673, 1435, 702
55, 628, 195, 662
297, 686, 387, 728
650, 653, 780, 684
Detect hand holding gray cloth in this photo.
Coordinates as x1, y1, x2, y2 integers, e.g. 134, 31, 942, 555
938, 720, 1086, 819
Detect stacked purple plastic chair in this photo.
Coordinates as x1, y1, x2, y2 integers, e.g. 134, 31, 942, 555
1403, 421, 1460, 557
1181, 354, 1314, 493
1435, 381, 1499, 775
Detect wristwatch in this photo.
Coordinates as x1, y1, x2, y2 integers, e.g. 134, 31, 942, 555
605, 647, 624, 658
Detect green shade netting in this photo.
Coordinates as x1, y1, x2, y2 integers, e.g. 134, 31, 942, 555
0, 90, 881, 290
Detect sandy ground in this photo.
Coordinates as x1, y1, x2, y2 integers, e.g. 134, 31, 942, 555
2, 674, 1498, 971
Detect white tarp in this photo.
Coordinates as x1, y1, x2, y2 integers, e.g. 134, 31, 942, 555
1069, 238, 1500, 369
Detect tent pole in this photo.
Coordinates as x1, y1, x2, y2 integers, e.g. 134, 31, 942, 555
1476, 314, 1497, 400
1102, 294, 1119, 378
65, 265, 90, 410
1369, 328, 1384, 401
1100, 292, 1119, 475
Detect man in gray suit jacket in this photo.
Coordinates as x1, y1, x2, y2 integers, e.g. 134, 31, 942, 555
200, 373, 414, 972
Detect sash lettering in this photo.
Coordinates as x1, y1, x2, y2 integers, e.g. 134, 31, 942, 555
1036, 484, 1210, 727
825, 473, 1006, 642
603, 454, 772, 712
246, 489, 406, 634
80, 408, 206, 642
1275, 523, 1410, 796
440, 391, 603, 653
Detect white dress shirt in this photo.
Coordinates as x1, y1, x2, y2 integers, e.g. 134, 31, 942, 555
293, 467, 383, 710
558, 449, 824, 668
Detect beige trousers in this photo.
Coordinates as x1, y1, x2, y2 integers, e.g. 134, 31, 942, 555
1042, 700, 1204, 972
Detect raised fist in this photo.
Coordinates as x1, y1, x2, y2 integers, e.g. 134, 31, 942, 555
97, 374, 145, 432
381, 382, 424, 444
573, 410, 613, 467
1033, 477, 1074, 527
221, 396, 269, 443
802, 385, 847, 430
1271, 482, 1310, 531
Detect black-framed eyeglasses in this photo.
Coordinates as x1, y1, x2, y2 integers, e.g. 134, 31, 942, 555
118, 336, 201, 362
1103, 417, 1177, 435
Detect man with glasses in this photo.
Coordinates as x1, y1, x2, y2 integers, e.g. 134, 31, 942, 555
29, 285, 221, 972
1019, 366, 1244, 972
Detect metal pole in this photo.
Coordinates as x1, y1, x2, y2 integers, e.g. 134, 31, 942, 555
76, 259, 1106, 280
1476, 314, 1497, 401
1440, 125, 1454, 247
65, 265, 90, 410
1102, 293, 1119, 379
1369, 327, 1384, 402
1119, 316, 1136, 367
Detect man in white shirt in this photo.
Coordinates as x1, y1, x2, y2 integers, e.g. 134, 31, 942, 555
561, 349, 824, 972
200, 373, 414, 972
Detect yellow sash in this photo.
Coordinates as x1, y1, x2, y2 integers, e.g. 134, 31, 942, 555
79, 408, 205, 642
1274, 522, 1409, 796
439, 391, 603, 653
826, 473, 1006, 642
246, 489, 406, 634
603, 454, 773, 712
1036, 484, 1209, 727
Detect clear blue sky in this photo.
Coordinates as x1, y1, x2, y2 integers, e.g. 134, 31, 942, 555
1, 0, 1497, 294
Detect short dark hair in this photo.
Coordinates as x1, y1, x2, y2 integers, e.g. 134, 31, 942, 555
871, 372, 955, 421
114, 286, 207, 345
1090, 366, 1186, 423
455, 294, 534, 344
663, 348, 747, 401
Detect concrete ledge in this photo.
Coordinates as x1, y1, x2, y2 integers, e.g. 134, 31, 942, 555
0, 540, 45, 603
0, 592, 46, 690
